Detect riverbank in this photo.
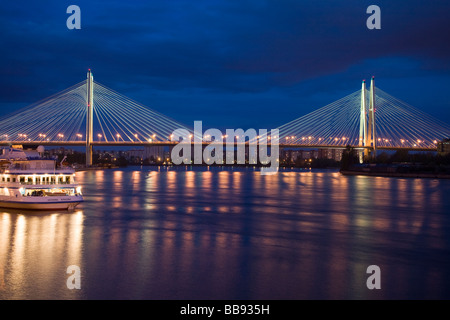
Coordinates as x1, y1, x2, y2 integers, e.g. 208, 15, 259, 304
340, 170, 450, 179
74, 165, 119, 172
341, 163, 450, 179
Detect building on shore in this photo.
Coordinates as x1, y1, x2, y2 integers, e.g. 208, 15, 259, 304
438, 138, 450, 155
318, 149, 343, 161
126, 146, 166, 163
281, 148, 343, 164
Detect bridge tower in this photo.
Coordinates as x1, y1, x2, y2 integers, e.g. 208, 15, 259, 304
86, 69, 94, 166
360, 76, 377, 161
359, 80, 367, 163
367, 76, 377, 157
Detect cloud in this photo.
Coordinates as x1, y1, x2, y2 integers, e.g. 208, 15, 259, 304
0, 0, 450, 126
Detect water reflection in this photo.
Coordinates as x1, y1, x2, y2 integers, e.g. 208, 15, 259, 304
0, 210, 84, 300
1, 168, 450, 299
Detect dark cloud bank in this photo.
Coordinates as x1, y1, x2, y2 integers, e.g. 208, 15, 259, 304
1, 0, 450, 129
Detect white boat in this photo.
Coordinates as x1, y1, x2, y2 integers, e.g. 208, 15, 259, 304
0, 146, 83, 210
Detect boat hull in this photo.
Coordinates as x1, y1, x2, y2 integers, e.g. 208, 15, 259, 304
0, 196, 83, 210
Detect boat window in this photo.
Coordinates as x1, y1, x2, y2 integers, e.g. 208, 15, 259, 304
67, 177, 71, 184
6, 178, 10, 182
12, 178, 16, 182
20, 177, 25, 183
1, 177, 4, 182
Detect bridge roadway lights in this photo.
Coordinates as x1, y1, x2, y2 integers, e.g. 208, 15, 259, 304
0, 141, 438, 151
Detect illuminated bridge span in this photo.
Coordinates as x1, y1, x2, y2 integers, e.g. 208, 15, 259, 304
0, 72, 449, 165
276, 77, 450, 160
0, 70, 192, 165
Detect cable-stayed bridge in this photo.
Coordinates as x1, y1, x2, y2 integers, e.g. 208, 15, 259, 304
0, 70, 191, 165
277, 77, 450, 154
0, 71, 449, 165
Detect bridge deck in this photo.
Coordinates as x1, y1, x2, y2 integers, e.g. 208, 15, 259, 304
0, 141, 437, 152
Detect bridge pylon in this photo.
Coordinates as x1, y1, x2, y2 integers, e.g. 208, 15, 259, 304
359, 76, 377, 162
368, 76, 377, 158
359, 80, 367, 163
86, 69, 94, 166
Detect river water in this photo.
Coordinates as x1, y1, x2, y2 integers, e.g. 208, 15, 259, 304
1, 166, 450, 300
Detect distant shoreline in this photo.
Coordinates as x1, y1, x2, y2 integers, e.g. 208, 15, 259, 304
74, 165, 119, 172
340, 169, 450, 179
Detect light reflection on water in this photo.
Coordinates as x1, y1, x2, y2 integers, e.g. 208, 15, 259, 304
0, 210, 84, 299
1, 166, 450, 299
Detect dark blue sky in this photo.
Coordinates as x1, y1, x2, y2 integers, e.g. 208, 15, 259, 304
1, 0, 450, 131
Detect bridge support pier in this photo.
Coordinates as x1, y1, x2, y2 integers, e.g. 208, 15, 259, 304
86, 70, 94, 166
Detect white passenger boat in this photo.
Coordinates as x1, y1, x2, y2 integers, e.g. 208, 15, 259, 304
0, 146, 83, 210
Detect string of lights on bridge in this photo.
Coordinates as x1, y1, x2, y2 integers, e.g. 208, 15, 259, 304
7, 133, 437, 148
